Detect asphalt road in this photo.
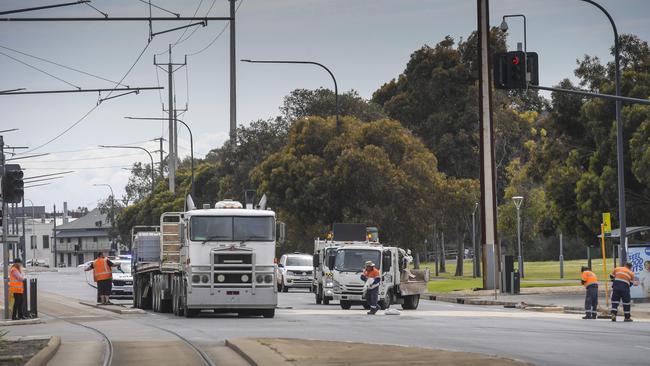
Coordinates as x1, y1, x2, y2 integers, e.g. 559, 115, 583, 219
8, 269, 650, 366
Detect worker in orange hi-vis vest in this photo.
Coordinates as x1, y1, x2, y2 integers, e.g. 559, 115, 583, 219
610, 262, 637, 322
580, 266, 598, 319
85, 252, 120, 305
9, 258, 26, 320
361, 261, 381, 315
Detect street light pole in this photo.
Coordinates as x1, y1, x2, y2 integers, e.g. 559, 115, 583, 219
513, 196, 524, 278
578, 0, 626, 265
99, 145, 155, 196
124, 117, 194, 198
241, 59, 340, 134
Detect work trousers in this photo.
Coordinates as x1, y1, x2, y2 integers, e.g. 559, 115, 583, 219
611, 282, 631, 318
12, 293, 25, 320
584, 284, 598, 318
367, 287, 379, 310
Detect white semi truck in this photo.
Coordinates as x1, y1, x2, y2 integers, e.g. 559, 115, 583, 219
312, 223, 376, 305
132, 199, 283, 318
329, 244, 429, 310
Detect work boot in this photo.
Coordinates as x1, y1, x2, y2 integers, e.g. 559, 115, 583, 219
367, 307, 378, 315
624, 317, 633, 322
582, 315, 591, 319
611, 313, 617, 322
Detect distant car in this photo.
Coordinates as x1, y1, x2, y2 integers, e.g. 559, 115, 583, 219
109, 260, 133, 300
78, 260, 94, 269
276, 253, 314, 292
26, 259, 50, 267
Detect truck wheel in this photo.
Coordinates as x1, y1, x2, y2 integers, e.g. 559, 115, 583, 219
262, 309, 275, 318
379, 289, 393, 310
323, 297, 330, 305
340, 300, 352, 310
401, 295, 420, 310
184, 308, 198, 318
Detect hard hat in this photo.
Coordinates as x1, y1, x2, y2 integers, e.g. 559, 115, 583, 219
365, 261, 375, 267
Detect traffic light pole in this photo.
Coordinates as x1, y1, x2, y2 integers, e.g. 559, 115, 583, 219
1, 135, 10, 319
528, 85, 650, 106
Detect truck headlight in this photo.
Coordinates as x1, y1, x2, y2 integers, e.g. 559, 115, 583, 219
201, 275, 209, 283
264, 275, 273, 283
216, 274, 225, 283
324, 278, 333, 287
256, 275, 264, 283
241, 274, 249, 283
192, 275, 200, 283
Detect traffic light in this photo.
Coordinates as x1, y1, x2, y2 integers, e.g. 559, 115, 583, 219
494, 51, 539, 90
2, 164, 24, 203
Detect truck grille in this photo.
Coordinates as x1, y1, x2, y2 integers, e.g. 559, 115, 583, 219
214, 253, 252, 265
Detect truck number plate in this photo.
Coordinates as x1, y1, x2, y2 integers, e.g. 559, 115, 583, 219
226, 291, 240, 295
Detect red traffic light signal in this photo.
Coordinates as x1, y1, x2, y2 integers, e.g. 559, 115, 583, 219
512, 56, 520, 65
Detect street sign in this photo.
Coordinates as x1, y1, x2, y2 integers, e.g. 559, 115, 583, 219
603, 212, 612, 234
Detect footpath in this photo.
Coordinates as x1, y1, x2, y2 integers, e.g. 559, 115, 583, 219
426, 285, 650, 318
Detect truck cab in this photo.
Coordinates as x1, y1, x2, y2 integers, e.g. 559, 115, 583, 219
330, 245, 428, 310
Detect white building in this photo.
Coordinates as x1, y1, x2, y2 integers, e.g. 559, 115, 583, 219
54, 208, 113, 267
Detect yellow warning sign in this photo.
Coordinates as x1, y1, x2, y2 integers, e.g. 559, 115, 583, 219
603, 212, 612, 234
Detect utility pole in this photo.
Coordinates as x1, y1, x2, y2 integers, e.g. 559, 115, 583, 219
154, 46, 186, 194
559, 232, 564, 279
478, 0, 500, 290
229, 0, 237, 143
53, 204, 57, 268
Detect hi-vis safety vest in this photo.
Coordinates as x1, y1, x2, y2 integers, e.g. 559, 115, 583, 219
93, 258, 112, 282
362, 268, 381, 290
9, 267, 24, 294
581, 271, 598, 288
612, 266, 635, 286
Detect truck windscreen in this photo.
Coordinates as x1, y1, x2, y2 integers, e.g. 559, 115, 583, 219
334, 249, 381, 272
191, 216, 275, 242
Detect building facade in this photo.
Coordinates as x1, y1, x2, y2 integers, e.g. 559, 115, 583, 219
54, 208, 113, 267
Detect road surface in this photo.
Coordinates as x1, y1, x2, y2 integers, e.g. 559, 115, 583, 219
5, 269, 650, 366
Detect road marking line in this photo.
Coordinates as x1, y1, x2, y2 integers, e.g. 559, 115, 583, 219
635, 345, 650, 351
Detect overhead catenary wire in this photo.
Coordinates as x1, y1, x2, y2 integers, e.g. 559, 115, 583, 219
187, 0, 243, 57
0, 45, 126, 87
154, 0, 217, 56
21, 165, 133, 170
0, 50, 81, 89
24, 41, 153, 154
84, 2, 108, 18
136, 0, 179, 17
25, 152, 146, 163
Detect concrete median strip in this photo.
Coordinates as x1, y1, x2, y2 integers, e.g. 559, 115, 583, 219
0, 317, 43, 326
78, 301, 146, 314
226, 338, 533, 365
24, 336, 61, 366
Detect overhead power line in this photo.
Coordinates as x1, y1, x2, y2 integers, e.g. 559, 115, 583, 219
24, 41, 153, 154
0, 45, 126, 87
0, 50, 80, 89
187, 0, 243, 57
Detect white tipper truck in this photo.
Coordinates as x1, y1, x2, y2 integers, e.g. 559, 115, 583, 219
312, 223, 375, 305
329, 244, 429, 310
132, 199, 283, 318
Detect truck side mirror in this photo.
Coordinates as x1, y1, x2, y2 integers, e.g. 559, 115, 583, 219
327, 255, 336, 270
276, 221, 286, 244
313, 253, 319, 268
179, 221, 186, 244
382, 251, 392, 272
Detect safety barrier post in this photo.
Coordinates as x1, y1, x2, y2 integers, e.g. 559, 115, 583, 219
30, 278, 38, 318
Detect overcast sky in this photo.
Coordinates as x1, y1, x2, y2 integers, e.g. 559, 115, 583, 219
2, 0, 649, 211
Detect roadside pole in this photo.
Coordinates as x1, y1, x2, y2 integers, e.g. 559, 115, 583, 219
559, 232, 564, 279
600, 223, 609, 307
1, 136, 10, 319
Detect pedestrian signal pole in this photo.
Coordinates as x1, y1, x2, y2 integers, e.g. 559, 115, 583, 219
601, 223, 609, 307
